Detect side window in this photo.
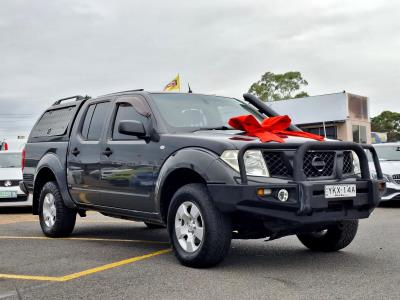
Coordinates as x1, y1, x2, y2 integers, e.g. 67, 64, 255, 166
112, 103, 148, 140
83, 102, 111, 141
352, 124, 367, 144
31, 106, 77, 137
359, 125, 367, 144
81, 104, 95, 139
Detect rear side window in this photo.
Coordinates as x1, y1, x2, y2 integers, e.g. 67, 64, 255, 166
81, 104, 95, 139
81, 102, 111, 141
112, 103, 148, 140
31, 106, 76, 137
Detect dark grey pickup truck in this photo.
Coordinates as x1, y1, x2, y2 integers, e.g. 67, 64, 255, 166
20, 90, 384, 267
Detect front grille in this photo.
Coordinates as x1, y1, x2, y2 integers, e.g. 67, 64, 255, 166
303, 151, 335, 177
262, 152, 290, 177
342, 151, 353, 174
262, 150, 355, 179
392, 174, 400, 184
0, 180, 20, 187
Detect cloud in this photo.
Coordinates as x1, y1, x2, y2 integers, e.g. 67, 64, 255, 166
0, 0, 399, 137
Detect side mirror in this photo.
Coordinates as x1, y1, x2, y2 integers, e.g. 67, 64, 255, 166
118, 120, 146, 137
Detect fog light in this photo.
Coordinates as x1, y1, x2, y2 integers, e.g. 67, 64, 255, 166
277, 189, 289, 202
256, 188, 272, 197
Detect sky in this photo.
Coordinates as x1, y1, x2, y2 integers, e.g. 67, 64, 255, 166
1, 0, 400, 138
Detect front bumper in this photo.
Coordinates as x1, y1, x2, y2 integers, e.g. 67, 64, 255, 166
0, 185, 32, 207
381, 182, 400, 201
208, 179, 381, 224
209, 141, 384, 224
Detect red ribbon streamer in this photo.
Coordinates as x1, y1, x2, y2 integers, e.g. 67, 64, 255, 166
228, 115, 325, 143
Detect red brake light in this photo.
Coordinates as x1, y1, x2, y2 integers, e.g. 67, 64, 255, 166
22, 148, 26, 171
3, 143, 8, 151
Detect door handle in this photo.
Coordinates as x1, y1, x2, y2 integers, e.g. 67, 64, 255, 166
103, 148, 113, 157
71, 148, 80, 156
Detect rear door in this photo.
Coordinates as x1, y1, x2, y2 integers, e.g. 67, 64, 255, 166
98, 95, 160, 212
67, 99, 112, 206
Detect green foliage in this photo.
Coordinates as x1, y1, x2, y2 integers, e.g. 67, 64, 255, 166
371, 111, 400, 142
248, 71, 309, 101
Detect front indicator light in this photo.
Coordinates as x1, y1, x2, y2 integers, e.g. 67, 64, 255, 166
256, 188, 272, 197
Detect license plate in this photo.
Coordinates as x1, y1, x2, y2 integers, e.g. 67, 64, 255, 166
0, 191, 17, 198
324, 184, 356, 198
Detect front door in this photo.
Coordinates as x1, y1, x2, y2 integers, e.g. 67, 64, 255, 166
67, 99, 112, 206
98, 95, 159, 212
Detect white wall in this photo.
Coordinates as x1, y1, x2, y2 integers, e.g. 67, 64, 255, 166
267, 92, 348, 124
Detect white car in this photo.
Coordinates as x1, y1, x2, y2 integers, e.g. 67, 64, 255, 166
0, 138, 27, 151
0, 151, 32, 207
370, 143, 400, 202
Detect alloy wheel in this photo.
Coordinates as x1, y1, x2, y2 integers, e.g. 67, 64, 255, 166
42, 193, 57, 228
174, 201, 204, 253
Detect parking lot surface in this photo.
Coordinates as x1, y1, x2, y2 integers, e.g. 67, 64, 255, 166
0, 206, 399, 300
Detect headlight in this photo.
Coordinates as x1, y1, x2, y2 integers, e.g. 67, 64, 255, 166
220, 150, 270, 177
351, 151, 361, 174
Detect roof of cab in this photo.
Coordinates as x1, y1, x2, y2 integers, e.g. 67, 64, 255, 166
96, 90, 235, 100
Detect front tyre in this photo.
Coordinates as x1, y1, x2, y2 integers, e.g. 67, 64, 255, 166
167, 183, 231, 268
39, 181, 76, 237
297, 220, 358, 252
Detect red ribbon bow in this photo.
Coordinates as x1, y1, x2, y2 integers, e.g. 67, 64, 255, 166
228, 114, 324, 143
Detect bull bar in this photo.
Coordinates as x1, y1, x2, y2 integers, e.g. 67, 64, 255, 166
237, 141, 383, 184
234, 141, 384, 217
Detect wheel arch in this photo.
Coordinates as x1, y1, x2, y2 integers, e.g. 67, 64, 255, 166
33, 153, 76, 214
33, 167, 56, 214
158, 168, 206, 223
155, 147, 220, 223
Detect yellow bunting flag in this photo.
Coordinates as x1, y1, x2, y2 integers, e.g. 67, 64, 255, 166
163, 74, 180, 92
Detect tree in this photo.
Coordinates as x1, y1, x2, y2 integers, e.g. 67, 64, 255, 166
371, 111, 400, 142
248, 71, 309, 101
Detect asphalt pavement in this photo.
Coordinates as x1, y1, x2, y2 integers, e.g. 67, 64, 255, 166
0, 205, 399, 300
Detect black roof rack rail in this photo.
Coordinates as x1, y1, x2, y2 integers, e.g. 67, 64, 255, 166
102, 89, 144, 96
53, 95, 90, 106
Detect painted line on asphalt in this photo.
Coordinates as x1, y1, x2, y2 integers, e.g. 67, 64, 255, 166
0, 248, 172, 282
59, 249, 171, 281
0, 274, 64, 282
0, 219, 36, 225
0, 236, 169, 244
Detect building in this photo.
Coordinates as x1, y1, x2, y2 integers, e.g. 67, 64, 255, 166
267, 92, 371, 143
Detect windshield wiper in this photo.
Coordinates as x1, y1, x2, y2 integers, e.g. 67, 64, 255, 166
194, 126, 233, 131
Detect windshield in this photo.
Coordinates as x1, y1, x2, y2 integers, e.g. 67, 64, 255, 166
373, 145, 400, 161
0, 153, 22, 168
151, 93, 264, 132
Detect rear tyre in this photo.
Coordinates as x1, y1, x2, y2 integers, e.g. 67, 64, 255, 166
144, 222, 165, 229
167, 183, 232, 268
297, 220, 358, 252
39, 181, 76, 237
